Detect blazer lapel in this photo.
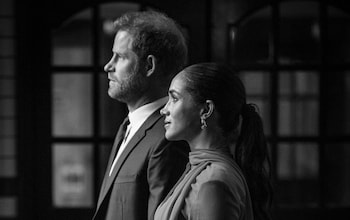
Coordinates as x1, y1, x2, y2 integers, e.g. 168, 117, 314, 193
97, 110, 163, 209
96, 118, 129, 206
96, 137, 120, 206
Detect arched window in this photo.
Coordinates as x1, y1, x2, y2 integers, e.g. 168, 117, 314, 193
50, 2, 144, 217
227, 1, 350, 218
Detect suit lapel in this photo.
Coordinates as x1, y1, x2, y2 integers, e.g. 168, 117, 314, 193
97, 109, 163, 209
96, 118, 129, 206
96, 136, 121, 206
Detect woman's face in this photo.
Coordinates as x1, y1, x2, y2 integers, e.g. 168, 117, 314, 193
160, 72, 203, 141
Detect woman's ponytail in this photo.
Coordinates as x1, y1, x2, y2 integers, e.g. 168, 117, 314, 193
235, 103, 273, 220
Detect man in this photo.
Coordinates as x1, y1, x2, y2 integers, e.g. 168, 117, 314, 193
93, 11, 189, 220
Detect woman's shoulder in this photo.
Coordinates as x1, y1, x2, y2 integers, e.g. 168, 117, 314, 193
191, 165, 249, 219
199, 161, 243, 182
196, 161, 248, 197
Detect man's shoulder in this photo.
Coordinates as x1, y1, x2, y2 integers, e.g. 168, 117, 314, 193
145, 112, 166, 134
141, 111, 190, 153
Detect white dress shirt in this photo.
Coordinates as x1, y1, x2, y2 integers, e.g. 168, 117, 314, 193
109, 97, 168, 176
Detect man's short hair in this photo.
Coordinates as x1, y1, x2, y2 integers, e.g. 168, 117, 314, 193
114, 10, 188, 80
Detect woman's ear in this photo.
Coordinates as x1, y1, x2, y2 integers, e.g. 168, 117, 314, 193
145, 55, 156, 77
200, 100, 214, 119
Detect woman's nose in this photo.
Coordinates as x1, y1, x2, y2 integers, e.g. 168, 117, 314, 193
160, 106, 169, 116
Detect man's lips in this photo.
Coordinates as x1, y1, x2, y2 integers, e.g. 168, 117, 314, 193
109, 79, 118, 86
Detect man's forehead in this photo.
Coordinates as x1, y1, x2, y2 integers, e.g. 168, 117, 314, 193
112, 30, 134, 51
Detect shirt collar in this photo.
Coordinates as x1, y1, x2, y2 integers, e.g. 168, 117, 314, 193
128, 97, 168, 127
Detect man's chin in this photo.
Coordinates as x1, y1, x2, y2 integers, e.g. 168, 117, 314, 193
108, 92, 131, 103
108, 91, 127, 102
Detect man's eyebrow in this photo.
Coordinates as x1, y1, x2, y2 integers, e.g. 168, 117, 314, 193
168, 90, 176, 95
168, 90, 182, 98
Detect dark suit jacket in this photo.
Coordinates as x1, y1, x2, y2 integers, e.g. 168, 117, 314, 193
93, 108, 189, 220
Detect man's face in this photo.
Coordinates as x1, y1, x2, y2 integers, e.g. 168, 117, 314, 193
104, 30, 148, 103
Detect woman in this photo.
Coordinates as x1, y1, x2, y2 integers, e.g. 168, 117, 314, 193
154, 63, 272, 220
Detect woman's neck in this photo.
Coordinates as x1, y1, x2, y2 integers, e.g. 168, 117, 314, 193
188, 129, 227, 151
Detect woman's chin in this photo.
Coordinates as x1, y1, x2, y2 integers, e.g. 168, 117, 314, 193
165, 132, 177, 141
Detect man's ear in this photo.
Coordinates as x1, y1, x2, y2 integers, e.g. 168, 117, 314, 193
145, 55, 156, 77
200, 100, 215, 119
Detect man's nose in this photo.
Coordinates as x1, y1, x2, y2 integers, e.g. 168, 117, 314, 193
104, 61, 114, 72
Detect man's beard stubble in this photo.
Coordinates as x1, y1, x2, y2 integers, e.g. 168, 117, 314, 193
110, 65, 150, 103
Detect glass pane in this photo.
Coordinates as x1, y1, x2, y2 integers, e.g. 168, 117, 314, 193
0, 158, 16, 177
0, 197, 16, 217
325, 143, 350, 207
0, 119, 15, 136
326, 71, 350, 135
0, 79, 14, 96
0, 18, 14, 36
278, 143, 319, 179
279, 100, 318, 136
279, 1, 320, 64
240, 72, 270, 95
328, 6, 350, 64
279, 71, 319, 96
276, 143, 319, 205
0, 39, 14, 57
52, 9, 92, 66
239, 71, 270, 134
0, 59, 15, 76
229, 7, 272, 65
278, 71, 319, 136
99, 2, 140, 65
52, 73, 93, 137
99, 73, 127, 137
52, 143, 93, 208
98, 143, 113, 186
0, 99, 15, 117
0, 138, 15, 156
0, 0, 13, 16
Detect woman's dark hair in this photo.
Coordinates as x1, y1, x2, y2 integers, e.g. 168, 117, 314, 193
181, 62, 273, 220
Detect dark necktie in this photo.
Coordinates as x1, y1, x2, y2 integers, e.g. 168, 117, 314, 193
112, 117, 130, 159
107, 117, 130, 177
